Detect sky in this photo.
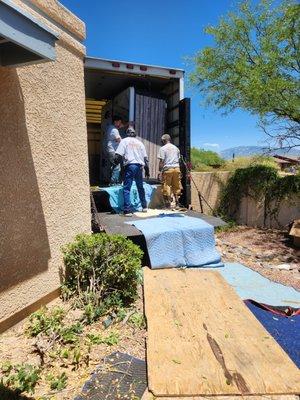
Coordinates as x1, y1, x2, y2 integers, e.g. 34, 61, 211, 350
60, 0, 267, 152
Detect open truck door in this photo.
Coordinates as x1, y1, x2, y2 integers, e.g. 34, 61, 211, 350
179, 98, 191, 208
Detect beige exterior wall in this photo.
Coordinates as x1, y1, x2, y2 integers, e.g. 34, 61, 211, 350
191, 172, 231, 214
0, 1, 91, 330
191, 172, 300, 229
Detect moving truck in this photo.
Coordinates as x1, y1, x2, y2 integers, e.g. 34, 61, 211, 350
84, 57, 191, 207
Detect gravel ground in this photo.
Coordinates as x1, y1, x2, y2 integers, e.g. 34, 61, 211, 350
216, 226, 300, 290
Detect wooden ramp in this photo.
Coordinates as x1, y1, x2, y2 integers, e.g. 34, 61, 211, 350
143, 268, 300, 398
142, 392, 299, 400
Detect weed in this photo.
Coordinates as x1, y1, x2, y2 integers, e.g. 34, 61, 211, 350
128, 312, 146, 329
72, 347, 82, 368
116, 308, 127, 322
86, 331, 119, 346
1, 363, 41, 395
46, 372, 68, 391
59, 322, 83, 345
215, 220, 237, 234
26, 307, 65, 337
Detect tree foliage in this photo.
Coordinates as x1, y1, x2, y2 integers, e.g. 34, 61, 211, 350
190, 0, 300, 149
191, 147, 225, 170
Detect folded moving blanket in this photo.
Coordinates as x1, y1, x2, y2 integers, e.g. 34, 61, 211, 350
99, 182, 155, 212
126, 215, 223, 269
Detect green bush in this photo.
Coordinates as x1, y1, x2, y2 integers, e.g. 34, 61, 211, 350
222, 156, 279, 172
62, 233, 143, 322
218, 164, 300, 225
191, 147, 225, 169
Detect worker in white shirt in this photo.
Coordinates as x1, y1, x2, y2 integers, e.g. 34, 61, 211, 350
105, 115, 123, 185
158, 134, 182, 208
115, 127, 150, 216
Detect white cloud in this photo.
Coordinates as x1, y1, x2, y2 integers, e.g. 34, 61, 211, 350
203, 143, 220, 148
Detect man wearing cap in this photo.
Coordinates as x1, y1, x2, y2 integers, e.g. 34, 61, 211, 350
115, 128, 150, 216
158, 134, 182, 208
105, 115, 123, 185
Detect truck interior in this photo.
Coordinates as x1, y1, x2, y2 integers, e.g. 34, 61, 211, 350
84, 57, 188, 186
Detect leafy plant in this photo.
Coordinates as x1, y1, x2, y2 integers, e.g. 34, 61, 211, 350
59, 322, 83, 345
86, 331, 119, 346
218, 164, 300, 226
1, 363, 41, 395
26, 306, 83, 347
128, 312, 146, 329
46, 372, 68, 391
26, 306, 65, 337
62, 233, 143, 323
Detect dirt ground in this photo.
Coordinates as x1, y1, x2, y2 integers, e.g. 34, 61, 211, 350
0, 290, 146, 400
216, 226, 300, 290
1, 226, 299, 399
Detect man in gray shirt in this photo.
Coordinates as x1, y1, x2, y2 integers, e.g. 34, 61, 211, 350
105, 115, 123, 185
158, 134, 182, 208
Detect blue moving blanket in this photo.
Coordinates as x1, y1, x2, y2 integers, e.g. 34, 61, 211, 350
246, 300, 300, 368
217, 263, 300, 307
99, 183, 155, 212
126, 215, 223, 269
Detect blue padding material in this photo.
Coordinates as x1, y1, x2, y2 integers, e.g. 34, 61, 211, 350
126, 215, 223, 269
99, 183, 155, 212
246, 300, 300, 368
217, 263, 300, 307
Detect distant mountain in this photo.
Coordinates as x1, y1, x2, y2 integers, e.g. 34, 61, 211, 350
220, 146, 300, 160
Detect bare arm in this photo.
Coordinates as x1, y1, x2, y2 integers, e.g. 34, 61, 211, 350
159, 159, 164, 171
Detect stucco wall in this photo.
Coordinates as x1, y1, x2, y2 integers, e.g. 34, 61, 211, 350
191, 172, 231, 214
0, 1, 91, 329
191, 172, 300, 229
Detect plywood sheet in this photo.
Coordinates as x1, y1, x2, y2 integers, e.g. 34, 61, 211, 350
142, 391, 299, 400
143, 268, 300, 397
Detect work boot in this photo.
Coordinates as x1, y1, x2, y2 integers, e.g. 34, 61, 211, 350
163, 196, 171, 209
124, 212, 133, 217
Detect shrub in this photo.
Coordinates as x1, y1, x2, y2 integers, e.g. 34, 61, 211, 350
218, 165, 278, 220
62, 233, 143, 322
218, 164, 300, 226
191, 147, 225, 169
222, 156, 279, 172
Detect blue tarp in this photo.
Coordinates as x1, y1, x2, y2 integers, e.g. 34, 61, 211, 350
246, 300, 300, 368
216, 263, 300, 307
126, 215, 223, 269
99, 183, 155, 212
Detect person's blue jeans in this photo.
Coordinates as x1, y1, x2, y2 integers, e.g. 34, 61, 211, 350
123, 164, 147, 213
108, 152, 121, 185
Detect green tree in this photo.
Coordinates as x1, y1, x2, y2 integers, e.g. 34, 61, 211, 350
190, 0, 300, 150
191, 147, 225, 170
